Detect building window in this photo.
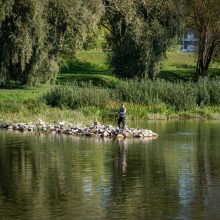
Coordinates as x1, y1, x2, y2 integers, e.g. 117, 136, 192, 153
184, 33, 188, 39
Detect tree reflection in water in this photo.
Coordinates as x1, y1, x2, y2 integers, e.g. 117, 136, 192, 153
1, 121, 220, 219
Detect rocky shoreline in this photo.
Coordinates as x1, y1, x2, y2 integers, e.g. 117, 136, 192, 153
0, 120, 158, 139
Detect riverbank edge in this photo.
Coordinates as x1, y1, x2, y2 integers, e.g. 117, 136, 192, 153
106, 112, 220, 120
2, 110, 220, 125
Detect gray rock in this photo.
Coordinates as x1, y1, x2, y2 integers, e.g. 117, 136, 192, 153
0, 120, 158, 140
7, 125, 13, 130
13, 125, 19, 130
134, 133, 142, 138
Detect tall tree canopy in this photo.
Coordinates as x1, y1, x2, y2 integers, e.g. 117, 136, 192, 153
184, 0, 220, 79
103, 0, 180, 79
0, 0, 103, 85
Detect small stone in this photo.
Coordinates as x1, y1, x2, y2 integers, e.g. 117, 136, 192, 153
18, 127, 24, 132
101, 131, 109, 138
13, 125, 19, 130
57, 129, 62, 133
65, 129, 73, 135
99, 129, 104, 133
66, 131, 73, 135
38, 119, 45, 125
134, 134, 142, 138
73, 129, 78, 134
116, 134, 124, 139
58, 121, 65, 126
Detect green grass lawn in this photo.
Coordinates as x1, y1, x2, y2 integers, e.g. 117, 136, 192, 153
160, 51, 220, 81
59, 50, 220, 84
0, 86, 49, 102
58, 50, 118, 86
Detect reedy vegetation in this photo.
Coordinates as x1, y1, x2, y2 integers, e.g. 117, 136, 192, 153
45, 78, 220, 114
2, 77, 220, 123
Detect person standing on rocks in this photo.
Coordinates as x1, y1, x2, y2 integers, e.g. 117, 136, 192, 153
118, 102, 126, 130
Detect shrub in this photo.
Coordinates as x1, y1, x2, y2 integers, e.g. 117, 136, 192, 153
45, 78, 220, 113
209, 78, 220, 105
113, 78, 161, 105
197, 77, 210, 106
45, 83, 110, 109
44, 85, 74, 108
160, 81, 198, 111
113, 78, 198, 111
0, 101, 23, 113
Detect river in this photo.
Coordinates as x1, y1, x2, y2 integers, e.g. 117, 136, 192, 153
0, 120, 220, 219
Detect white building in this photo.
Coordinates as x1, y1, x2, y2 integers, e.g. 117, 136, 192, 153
181, 31, 198, 52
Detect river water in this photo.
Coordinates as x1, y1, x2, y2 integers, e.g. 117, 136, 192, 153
0, 120, 220, 220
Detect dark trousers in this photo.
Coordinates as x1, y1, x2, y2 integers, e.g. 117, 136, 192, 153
118, 117, 125, 129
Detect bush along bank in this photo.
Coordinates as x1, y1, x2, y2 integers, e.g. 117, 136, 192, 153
0, 120, 158, 140
44, 78, 220, 119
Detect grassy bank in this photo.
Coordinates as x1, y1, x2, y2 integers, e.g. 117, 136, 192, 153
1, 50, 220, 123
160, 51, 220, 81
59, 50, 220, 83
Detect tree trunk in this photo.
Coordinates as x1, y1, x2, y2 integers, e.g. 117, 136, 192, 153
196, 38, 215, 81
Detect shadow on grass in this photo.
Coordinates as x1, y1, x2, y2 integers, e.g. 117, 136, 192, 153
59, 57, 114, 86
208, 68, 220, 77
169, 63, 195, 69
160, 67, 220, 82
0, 84, 34, 90
58, 74, 115, 87
60, 58, 111, 75
159, 69, 196, 82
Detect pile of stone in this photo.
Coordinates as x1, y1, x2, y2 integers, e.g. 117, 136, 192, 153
0, 120, 158, 139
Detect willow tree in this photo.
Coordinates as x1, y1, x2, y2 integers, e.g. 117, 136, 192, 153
102, 0, 179, 79
0, 0, 103, 85
184, 0, 220, 79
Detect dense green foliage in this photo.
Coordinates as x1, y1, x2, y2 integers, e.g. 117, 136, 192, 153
0, 0, 103, 85
113, 78, 220, 111
103, 0, 180, 79
45, 83, 109, 109
45, 77, 220, 112
1, 0, 219, 85
114, 79, 197, 111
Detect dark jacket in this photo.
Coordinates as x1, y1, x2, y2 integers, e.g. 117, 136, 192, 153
118, 107, 126, 118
